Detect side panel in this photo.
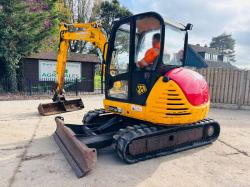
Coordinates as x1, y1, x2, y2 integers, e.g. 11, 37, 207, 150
166, 68, 209, 106
103, 77, 209, 125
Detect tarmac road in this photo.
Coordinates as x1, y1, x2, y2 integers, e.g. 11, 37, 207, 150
0, 95, 250, 187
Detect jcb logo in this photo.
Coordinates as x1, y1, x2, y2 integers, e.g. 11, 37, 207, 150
137, 84, 147, 95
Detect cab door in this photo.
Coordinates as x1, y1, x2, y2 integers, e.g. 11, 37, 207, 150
105, 12, 164, 105
131, 14, 164, 105
105, 19, 132, 102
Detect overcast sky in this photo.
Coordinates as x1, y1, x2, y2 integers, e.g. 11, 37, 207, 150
120, 0, 250, 69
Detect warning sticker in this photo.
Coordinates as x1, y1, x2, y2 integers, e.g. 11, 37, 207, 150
131, 105, 142, 112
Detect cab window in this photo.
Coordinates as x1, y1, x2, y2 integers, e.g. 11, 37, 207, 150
135, 16, 162, 70
108, 22, 130, 99
163, 24, 185, 66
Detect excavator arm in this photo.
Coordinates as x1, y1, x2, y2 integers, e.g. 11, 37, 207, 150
56, 22, 108, 95
38, 22, 108, 116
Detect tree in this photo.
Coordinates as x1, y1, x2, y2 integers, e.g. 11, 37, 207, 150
210, 33, 236, 63
67, 0, 132, 54
37, 0, 72, 52
79, 0, 133, 55
90, 0, 132, 35
62, 0, 95, 22
0, 0, 71, 91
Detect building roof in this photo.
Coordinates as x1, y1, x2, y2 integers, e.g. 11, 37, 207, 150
26, 52, 100, 63
189, 44, 238, 69
205, 60, 238, 69
189, 44, 219, 54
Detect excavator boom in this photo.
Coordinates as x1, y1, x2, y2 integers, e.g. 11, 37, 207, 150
38, 22, 108, 116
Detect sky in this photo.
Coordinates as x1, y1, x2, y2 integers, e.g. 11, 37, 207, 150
119, 0, 250, 69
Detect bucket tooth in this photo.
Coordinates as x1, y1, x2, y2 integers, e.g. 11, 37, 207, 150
38, 98, 84, 116
54, 117, 97, 178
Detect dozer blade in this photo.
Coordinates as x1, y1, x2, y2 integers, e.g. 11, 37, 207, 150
38, 98, 84, 116
54, 117, 97, 178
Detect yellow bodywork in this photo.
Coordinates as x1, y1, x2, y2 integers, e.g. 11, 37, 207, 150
104, 77, 209, 125
56, 22, 108, 93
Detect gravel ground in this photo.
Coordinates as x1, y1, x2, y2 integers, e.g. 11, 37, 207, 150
0, 95, 250, 187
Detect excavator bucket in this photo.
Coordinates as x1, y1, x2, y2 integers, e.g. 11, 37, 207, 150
38, 98, 84, 116
54, 117, 97, 178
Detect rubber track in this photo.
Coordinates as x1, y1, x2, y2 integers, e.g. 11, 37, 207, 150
113, 118, 220, 164
82, 108, 107, 124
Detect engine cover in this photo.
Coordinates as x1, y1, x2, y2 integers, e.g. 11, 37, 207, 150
166, 68, 209, 106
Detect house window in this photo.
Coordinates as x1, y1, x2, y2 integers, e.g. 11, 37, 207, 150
224, 56, 228, 62
205, 53, 210, 60
212, 54, 218, 61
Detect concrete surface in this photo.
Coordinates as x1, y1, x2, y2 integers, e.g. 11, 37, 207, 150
0, 95, 250, 187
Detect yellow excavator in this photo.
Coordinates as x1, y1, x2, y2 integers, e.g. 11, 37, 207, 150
38, 22, 108, 115
50, 12, 220, 178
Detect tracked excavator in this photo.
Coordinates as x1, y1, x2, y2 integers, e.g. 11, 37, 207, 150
53, 12, 220, 178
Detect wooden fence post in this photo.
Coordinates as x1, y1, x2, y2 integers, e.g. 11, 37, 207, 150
244, 71, 250, 105
195, 68, 250, 108
237, 70, 247, 108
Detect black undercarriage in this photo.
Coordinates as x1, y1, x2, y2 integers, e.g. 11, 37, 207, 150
54, 109, 220, 177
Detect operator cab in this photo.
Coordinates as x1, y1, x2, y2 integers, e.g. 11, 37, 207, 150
105, 12, 191, 105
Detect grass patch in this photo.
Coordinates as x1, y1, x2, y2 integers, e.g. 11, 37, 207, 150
94, 75, 102, 89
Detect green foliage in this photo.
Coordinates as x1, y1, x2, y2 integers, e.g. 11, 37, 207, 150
210, 33, 236, 63
90, 0, 133, 35
94, 74, 101, 89
81, 0, 132, 57
0, 0, 46, 91
68, 0, 132, 57
53, 0, 72, 23
0, 0, 71, 91
38, 0, 72, 52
